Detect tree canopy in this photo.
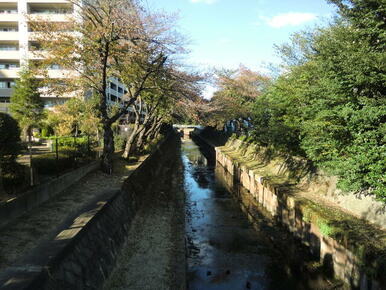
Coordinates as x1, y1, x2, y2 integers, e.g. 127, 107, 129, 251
9, 68, 44, 137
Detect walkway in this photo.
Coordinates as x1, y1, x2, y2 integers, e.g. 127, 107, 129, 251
0, 157, 143, 273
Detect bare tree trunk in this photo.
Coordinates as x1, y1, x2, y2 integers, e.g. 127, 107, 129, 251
123, 132, 137, 158
135, 114, 155, 150
101, 123, 114, 174
148, 121, 163, 140
122, 98, 143, 159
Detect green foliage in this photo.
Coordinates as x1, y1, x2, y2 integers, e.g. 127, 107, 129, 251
0, 114, 24, 193
46, 96, 101, 137
9, 68, 44, 134
250, 2, 386, 201
1, 161, 26, 192
114, 134, 126, 151
0, 113, 21, 162
47, 136, 95, 157
33, 152, 74, 175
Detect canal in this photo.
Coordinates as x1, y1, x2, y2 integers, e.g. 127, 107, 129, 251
182, 137, 340, 290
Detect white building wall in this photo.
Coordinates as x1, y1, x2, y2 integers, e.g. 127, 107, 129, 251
0, 0, 128, 112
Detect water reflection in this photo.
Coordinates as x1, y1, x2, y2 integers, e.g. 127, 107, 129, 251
182, 138, 338, 290
183, 139, 277, 290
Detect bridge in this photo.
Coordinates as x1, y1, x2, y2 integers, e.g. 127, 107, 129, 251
173, 124, 202, 138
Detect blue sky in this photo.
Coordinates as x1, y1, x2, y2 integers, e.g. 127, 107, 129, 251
146, 0, 337, 97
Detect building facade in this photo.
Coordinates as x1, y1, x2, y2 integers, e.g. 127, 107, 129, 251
0, 0, 127, 113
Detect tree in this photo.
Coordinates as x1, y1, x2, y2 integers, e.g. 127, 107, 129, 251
0, 113, 21, 193
10, 68, 44, 186
249, 0, 386, 201
9, 68, 44, 139
208, 65, 270, 131
32, 0, 182, 173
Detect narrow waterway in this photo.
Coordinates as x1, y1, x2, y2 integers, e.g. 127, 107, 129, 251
182, 137, 338, 290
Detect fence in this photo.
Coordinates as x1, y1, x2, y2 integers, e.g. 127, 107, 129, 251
0, 135, 100, 198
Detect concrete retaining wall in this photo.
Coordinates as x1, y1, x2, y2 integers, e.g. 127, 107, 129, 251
214, 145, 385, 290
0, 161, 99, 229
0, 132, 181, 290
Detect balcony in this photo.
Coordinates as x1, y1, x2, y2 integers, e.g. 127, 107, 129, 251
0, 68, 20, 78
0, 88, 12, 97
0, 13, 18, 22
0, 31, 18, 41
0, 50, 20, 60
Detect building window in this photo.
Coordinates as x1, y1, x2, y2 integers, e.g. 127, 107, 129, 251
49, 64, 61, 70
0, 45, 18, 51
0, 63, 19, 69
110, 94, 117, 102
0, 82, 14, 88
0, 27, 18, 32
0, 97, 10, 103
118, 87, 123, 93
29, 8, 73, 15
110, 83, 117, 90
29, 41, 43, 51
0, 9, 17, 14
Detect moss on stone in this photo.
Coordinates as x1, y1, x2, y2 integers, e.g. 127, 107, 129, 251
218, 139, 386, 280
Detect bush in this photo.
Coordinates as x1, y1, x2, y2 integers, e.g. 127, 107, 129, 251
1, 161, 26, 192
0, 113, 21, 162
33, 152, 74, 175
48, 136, 95, 157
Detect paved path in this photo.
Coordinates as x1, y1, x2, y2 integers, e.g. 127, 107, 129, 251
0, 157, 143, 273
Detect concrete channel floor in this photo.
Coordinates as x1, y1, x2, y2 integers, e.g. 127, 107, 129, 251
102, 159, 186, 290
0, 157, 143, 273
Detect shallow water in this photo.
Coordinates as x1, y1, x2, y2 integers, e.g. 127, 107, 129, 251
182, 138, 338, 290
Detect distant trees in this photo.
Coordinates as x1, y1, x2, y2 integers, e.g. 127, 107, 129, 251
207, 65, 270, 131
249, 0, 386, 201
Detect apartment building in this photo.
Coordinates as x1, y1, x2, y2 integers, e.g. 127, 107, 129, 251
0, 0, 128, 113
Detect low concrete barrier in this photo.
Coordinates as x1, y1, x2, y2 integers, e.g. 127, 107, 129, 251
0, 161, 99, 229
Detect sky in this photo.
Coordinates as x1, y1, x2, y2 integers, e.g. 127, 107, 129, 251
146, 0, 338, 98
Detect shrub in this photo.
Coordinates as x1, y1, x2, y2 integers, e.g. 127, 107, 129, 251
1, 161, 26, 192
33, 152, 74, 175
0, 113, 21, 163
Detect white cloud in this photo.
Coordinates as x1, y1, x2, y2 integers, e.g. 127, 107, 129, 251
262, 12, 317, 28
190, 0, 218, 4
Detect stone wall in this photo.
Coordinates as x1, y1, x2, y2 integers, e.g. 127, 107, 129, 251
220, 138, 386, 230
214, 144, 385, 290
0, 160, 99, 229
0, 132, 181, 290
